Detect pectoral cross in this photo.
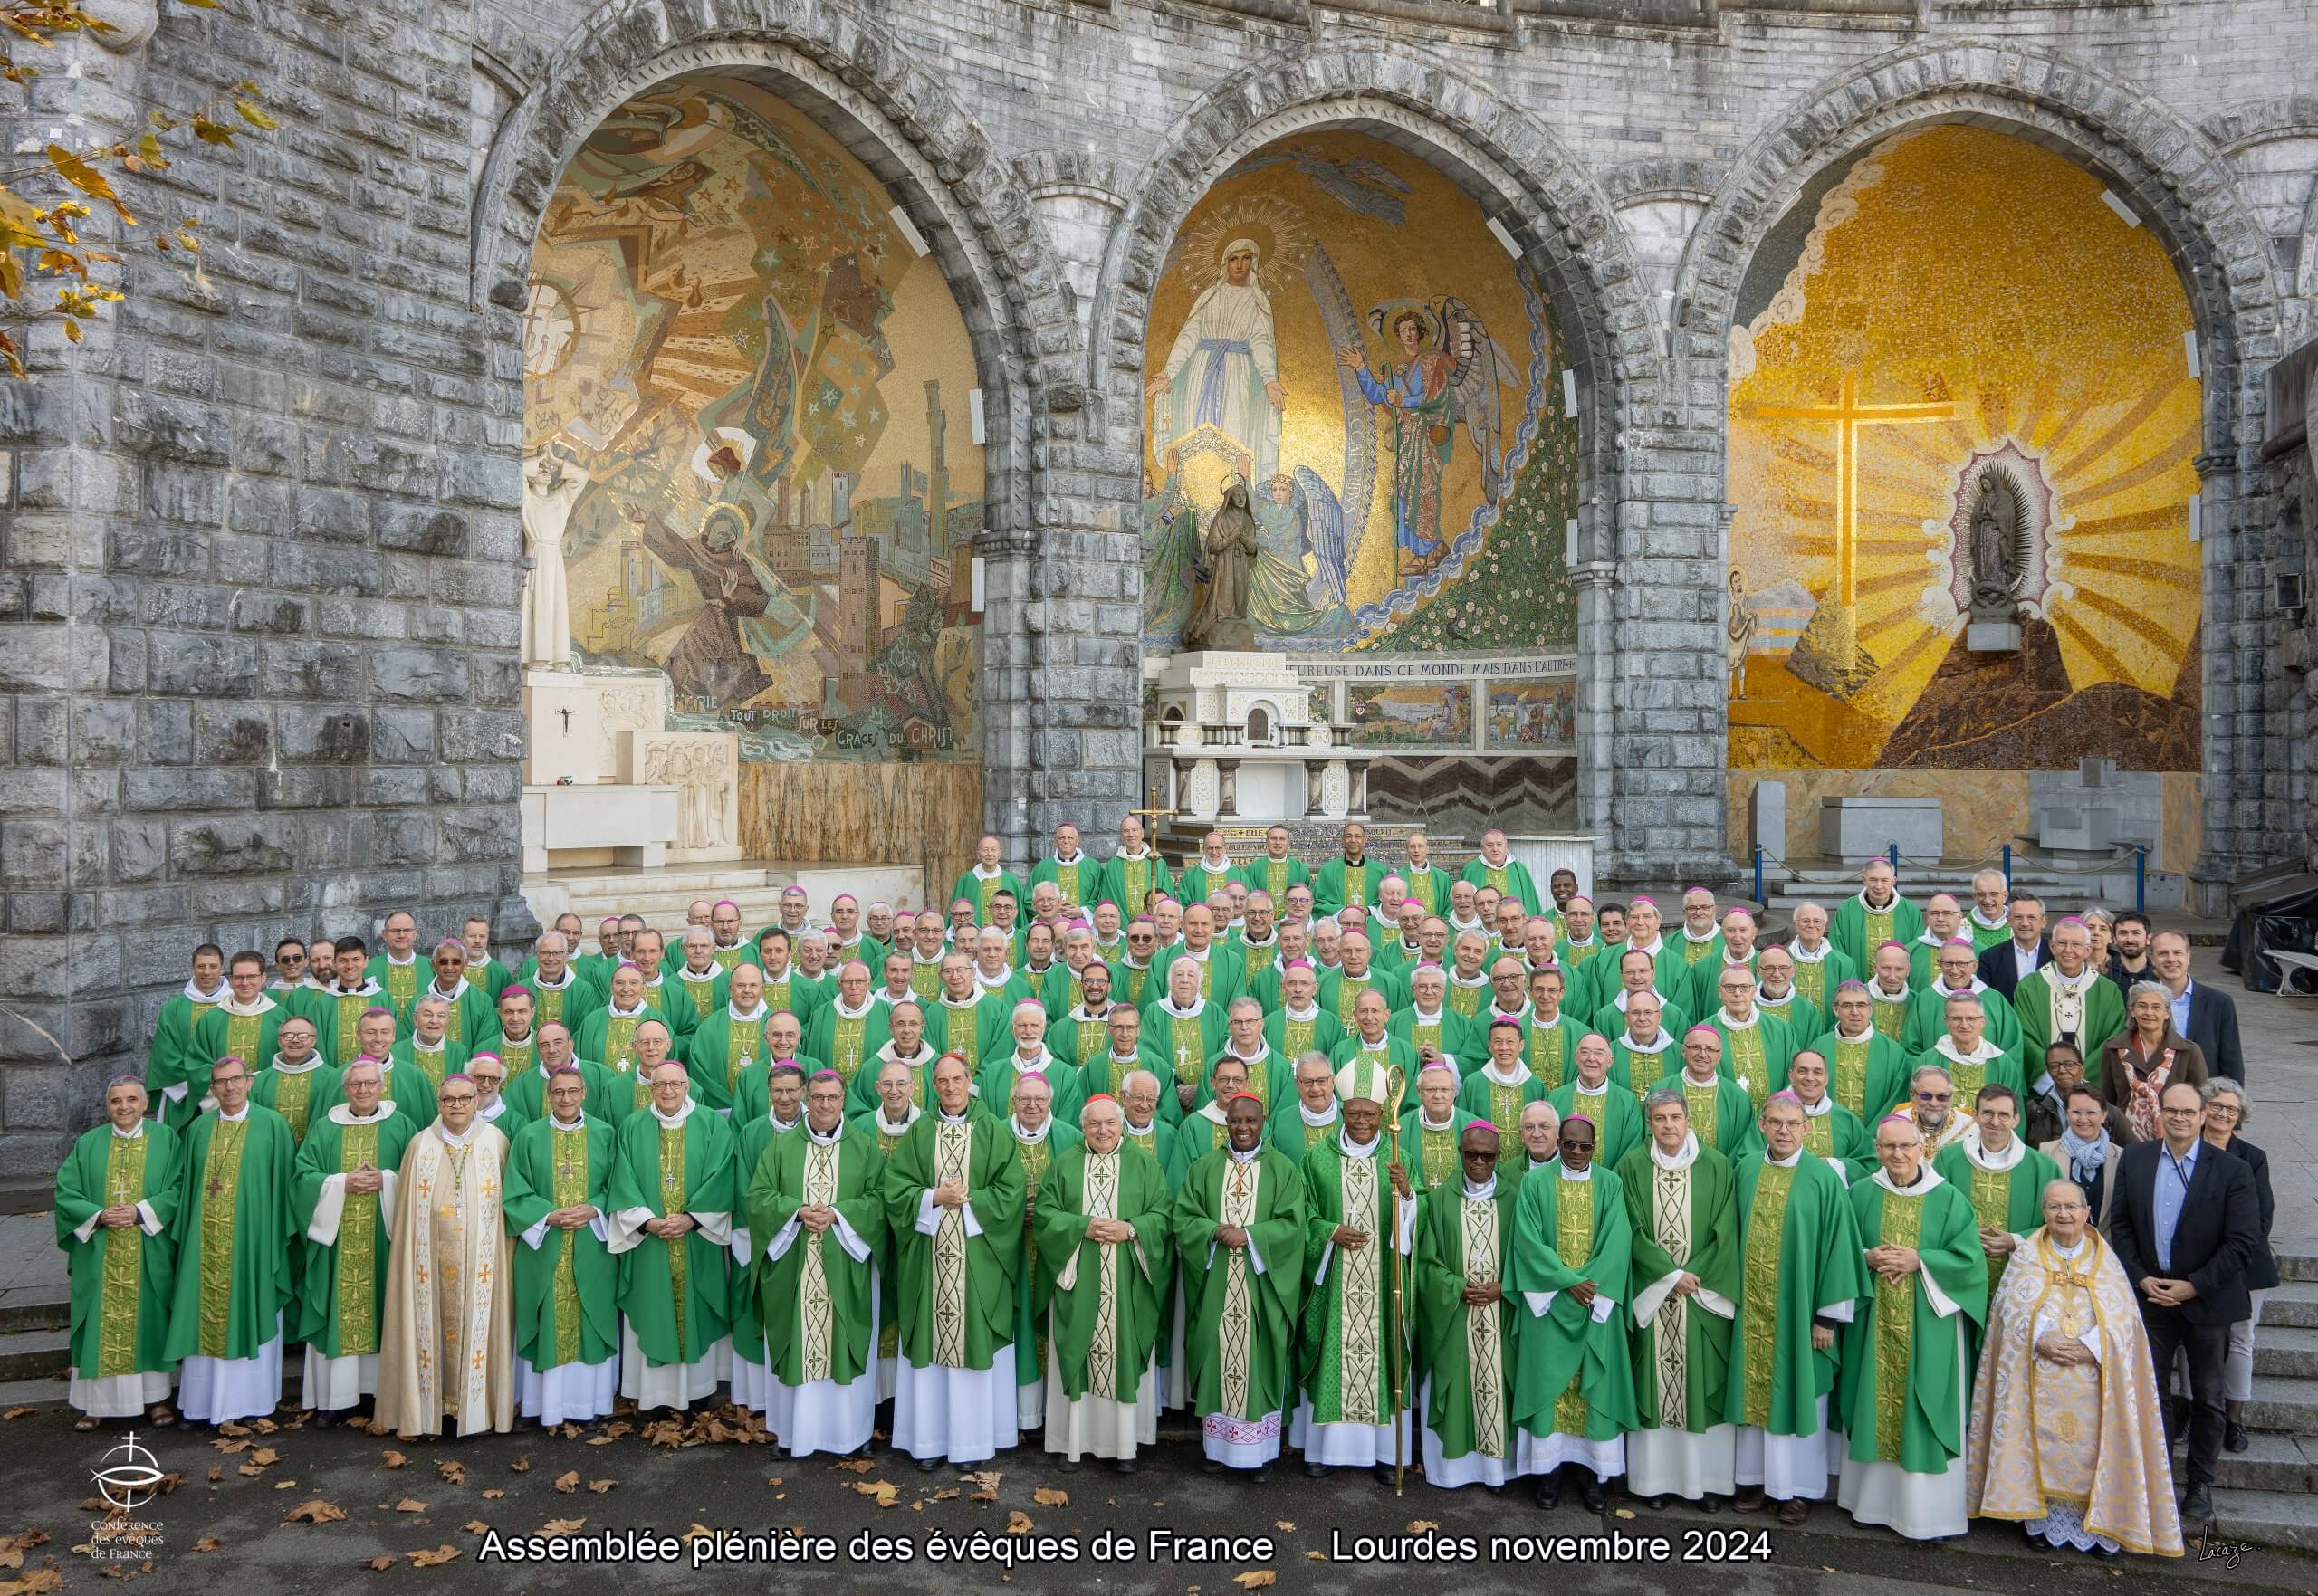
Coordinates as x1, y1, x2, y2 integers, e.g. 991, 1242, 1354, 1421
1739, 368, 1955, 674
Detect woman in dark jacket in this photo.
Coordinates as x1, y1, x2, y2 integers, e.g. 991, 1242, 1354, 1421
2098, 980, 2208, 1142
2203, 1076, 2277, 1454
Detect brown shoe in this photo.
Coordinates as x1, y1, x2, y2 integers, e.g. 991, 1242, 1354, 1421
1777, 1497, 1810, 1525
1732, 1486, 1766, 1513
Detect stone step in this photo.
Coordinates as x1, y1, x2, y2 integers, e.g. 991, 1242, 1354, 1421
0, 1328, 66, 1383
546, 865, 784, 896
2256, 1327, 2318, 1381
2265, 1283, 2318, 1329
2246, 1373, 2318, 1437
560, 889, 795, 926
2212, 1432, 2315, 1495
2209, 1488, 2318, 1551
2276, 1244, 2318, 1285
0, 1289, 66, 1334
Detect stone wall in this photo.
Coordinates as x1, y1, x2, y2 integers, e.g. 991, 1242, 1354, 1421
1, 0, 2311, 1168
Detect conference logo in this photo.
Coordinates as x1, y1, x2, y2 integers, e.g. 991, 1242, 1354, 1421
92, 1430, 165, 1512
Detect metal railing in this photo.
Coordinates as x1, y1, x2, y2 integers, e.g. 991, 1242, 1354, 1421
1751, 840, 2150, 913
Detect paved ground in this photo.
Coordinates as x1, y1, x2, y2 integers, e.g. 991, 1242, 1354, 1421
9, 1406, 2315, 1594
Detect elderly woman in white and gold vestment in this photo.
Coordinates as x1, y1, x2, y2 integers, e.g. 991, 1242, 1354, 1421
1964, 1180, 2181, 1557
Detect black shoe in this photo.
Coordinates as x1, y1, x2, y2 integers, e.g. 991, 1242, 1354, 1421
312, 1410, 337, 1429
2226, 1421, 2250, 1454
1112, 1458, 1137, 1475
1304, 1460, 1330, 1478
2182, 1486, 2214, 1524
1202, 1457, 1226, 1476
1581, 1479, 1608, 1514
915, 1457, 940, 1473
177, 1416, 202, 1431
1534, 1475, 1562, 1510
1701, 1495, 1723, 1515
1646, 1494, 1671, 1510
1250, 1463, 1273, 1483
1056, 1457, 1082, 1473
1371, 1463, 1396, 1488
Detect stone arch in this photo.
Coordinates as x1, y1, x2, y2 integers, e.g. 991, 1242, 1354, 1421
465, 0, 1104, 865
1676, 37, 2282, 901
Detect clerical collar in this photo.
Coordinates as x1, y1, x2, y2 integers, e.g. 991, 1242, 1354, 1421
414, 1037, 445, 1054
502, 1029, 535, 1048
1299, 1101, 1339, 1127
1451, 969, 1492, 989
1681, 1069, 1720, 1091
831, 993, 873, 1020
1011, 1115, 1052, 1145
1462, 1175, 1497, 1200
270, 1053, 321, 1075
1873, 1163, 1942, 1196
1574, 1079, 1607, 1098
1125, 1116, 1156, 1137
1936, 1035, 2001, 1066
1228, 1039, 1269, 1066
1765, 1146, 1804, 1168
937, 1108, 972, 1126
428, 978, 466, 1000
713, 935, 742, 951
1449, 913, 1484, 935
551, 1113, 586, 1131
942, 991, 980, 1010
1624, 1030, 1672, 1055
1157, 996, 1204, 1019
768, 1112, 801, 1135
1051, 851, 1084, 866
1491, 1002, 1533, 1027
1932, 977, 1982, 999
1969, 907, 2008, 931
1105, 1048, 1140, 1066
1557, 1161, 1592, 1182
1417, 1108, 1455, 1132
1758, 989, 1796, 1007
971, 862, 1004, 882
1860, 890, 1895, 912
1244, 930, 1278, 949
806, 1120, 844, 1146
1682, 926, 1719, 946
1630, 936, 1664, 958
1792, 942, 1832, 962
607, 999, 647, 1018
1280, 1000, 1319, 1023
1913, 930, 1948, 948
1564, 932, 1597, 950
1650, 1133, 1700, 1171
1867, 979, 1910, 1001
1528, 1154, 1554, 1171
1481, 1058, 1530, 1087
974, 968, 1013, 989
110, 1121, 145, 1140
215, 1104, 249, 1122
1797, 1094, 1831, 1119
650, 1099, 696, 1129
1117, 846, 1154, 862
1963, 1126, 2025, 1171
682, 966, 719, 984
1069, 1004, 1112, 1026
1409, 1004, 1447, 1026
1834, 1023, 1873, 1042
1227, 1144, 1262, 1164
877, 1105, 921, 1136
1719, 1008, 1757, 1031
2048, 966, 2093, 990
436, 1120, 482, 1147
1012, 1048, 1053, 1073
219, 991, 275, 1018
533, 968, 575, 990
331, 1102, 394, 1126
1337, 1129, 1380, 1159
480, 1101, 508, 1122
386, 951, 417, 968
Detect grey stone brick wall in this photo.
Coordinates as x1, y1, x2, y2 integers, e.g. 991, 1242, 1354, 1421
1, 0, 2311, 1164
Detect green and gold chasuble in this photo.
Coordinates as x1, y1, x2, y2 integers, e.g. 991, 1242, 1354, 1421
163, 1106, 297, 1363
1722, 1151, 1869, 1436
500, 1114, 618, 1370
56, 1123, 183, 1381
882, 1107, 1027, 1372
292, 1108, 414, 1357
1837, 1171, 1984, 1472
1508, 1164, 1636, 1442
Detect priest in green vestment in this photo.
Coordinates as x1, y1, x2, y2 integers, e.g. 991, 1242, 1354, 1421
1399, 1060, 1479, 1193
292, 1057, 413, 1424
1389, 964, 1479, 1075
1590, 946, 1692, 1046
1294, 1058, 1418, 1480
1244, 825, 1312, 908
976, 999, 1087, 1131
312, 941, 388, 1069
1828, 861, 1925, 978
476, 985, 543, 1090
1312, 823, 1377, 916
806, 960, 893, 1092
1326, 989, 1418, 1098
182, 952, 287, 1130
1609, 990, 1681, 1105
1619, 1089, 1743, 1506
164, 1056, 297, 1427
1964, 871, 2015, 952
1029, 823, 1098, 912
1726, 1092, 1870, 1524
1262, 960, 1346, 1068
666, 927, 733, 1034
1805, 982, 1912, 1123
1076, 1007, 1181, 1122
1509, 1110, 1636, 1511
1176, 830, 1241, 912
851, 1059, 922, 1400
147, 945, 229, 1127
1547, 1034, 1643, 1173
1174, 1093, 1307, 1477
365, 911, 425, 1018
1005, 1073, 1082, 1434
501, 1066, 618, 1428
1930, 1084, 2059, 1351
954, 834, 1030, 926
1902, 895, 1967, 990
2013, 919, 2127, 1064
388, 993, 471, 1099
461, 916, 513, 999
744, 1069, 889, 1457
1834, 1111, 1986, 1539
1681, 909, 1763, 1020
885, 1054, 1028, 1467
1903, 940, 2025, 1072
1104, 817, 1174, 916
1458, 1019, 1549, 1174
1914, 993, 2027, 1121
1752, 948, 1828, 1062
1862, 943, 1920, 1045
1144, 960, 1229, 1108
607, 1061, 738, 1412
1747, 1050, 1878, 1185
1413, 1122, 1523, 1488
1785, 904, 1860, 1017
573, 962, 668, 1084
1460, 829, 1541, 913
684, 962, 774, 1116
515, 930, 605, 1037
1701, 965, 1792, 1115
503, 1024, 619, 1125
1039, 1095, 1174, 1470
251, 1016, 340, 1148
58, 1077, 181, 1427
408, 940, 497, 1048
1661, 1027, 1757, 1155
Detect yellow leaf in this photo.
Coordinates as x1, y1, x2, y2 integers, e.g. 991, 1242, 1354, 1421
930, 1488, 959, 1502
1006, 1512, 1033, 1535
363, 1558, 395, 1572
194, 1538, 224, 1553
832, 1458, 876, 1474
1033, 1487, 1069, 1507
1405, 1521, 1438, 1534
190, 116, 235, 148
436, 1461, 465, 1486
0, 1571, 62, 1595
392, 1497, 426, 1514
587, 1480, 618, 1495
510, 1456, 531, 1473
1274, 1522, 1296, 1532
1305, 1552, 1327, 1563
480, 1490, 504, 1500
407, 1546, 460, 1569
284, 1500, 347, 1525
44, 144, 131, 223
234, 99, 278, 131
136, 133, 166, 168
1613, 1507, 1636, 1520
381, 1451, 407, 1470
1231, 1575, 1276, 1591
462, 1522, 489, 1535
0, 1409, 31, 1421
852, 1481, 898, 1508
680, 1525, 714, 1542
553, 1471, 579, 1494
538, 1519, 585, 1537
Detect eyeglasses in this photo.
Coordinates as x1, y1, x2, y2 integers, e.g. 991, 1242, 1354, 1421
1913, 1090, 1953, 1104
2160, 1104, 2203, 1117
2205, 1104, 2242, 1120
439, 1094, 478, 1106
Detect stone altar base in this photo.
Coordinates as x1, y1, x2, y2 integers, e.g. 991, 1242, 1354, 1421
520, 863, 928, 941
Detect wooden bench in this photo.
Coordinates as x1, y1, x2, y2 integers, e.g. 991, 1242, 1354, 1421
2269, 949, 2318, 997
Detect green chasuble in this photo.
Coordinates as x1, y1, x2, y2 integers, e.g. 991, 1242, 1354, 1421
1030, 854, 1096, 911
1508, 1162, 1638, 1441
1263, 1101, 1338, 1162
163, 1105, 297, 1362
474, 1027, 540, 1085
292, 1107, 415, 1357
251, 1060, 342, 1147
501, 1113, 618, 1370
1902, 984, 2024, 1071
744, 1126, 889, 1390
1615, 1140, 1741, 1435
953, 867, 1029, 925
882, 1106, 1026, 1372
518, 970, 605, 1037
1755, 993, 1828, 1059
1829, 892, 1926, 979
502, 1058, 622, 1126
574, 1003, 668, 1076
366, 953, 426, 1019
1721, 1151, 1869, 1436
2012, 970, 2128, 1065
1785, 947, 1858, 1018
1610, 1035, 1679, 1105
1931, 1135, 2060, 1319
1515, 1011, 1587, 1094
977, 1054, 1087, 1132
1173, 1146, 1307, 1424
1324, 1035, 1418, 1106
1321, 966, 1406, 1031
1387, 1008, 1478, 1074
1546, 1082, 1643, 1173
1313, 856, 1375, 916
683, 1005, 772, 1115
1457, 1067, 1548, 1173
1298, 1137, 1413, 1425
1705, 1011, 1793, 1115
56, 1122, 183, 1381
1196, 1046, 1297, 1117
1176, 858, 1239, 910
1413, 1171, 1522, 1462
1910, 1044, 2026, 1123
1142, 999, 1229, 1094
186, 999, 286, 1123
313, 981, 387, 1068
1010, 1121, 1083, 1389
930, 995, 1005, 1076
1124, 1120, 1189, 1193
728, 1108, 806, 1356
1459, 856, 1541, 913
1863, 981, 1916, 1045
388, 1037, 470, 1099
1735, 1098, 1880, 1186
407, 980, 496, 1048
1801, 1027, 1911, 1123
608, 1105, 736, 1365
1075, 1045, 1185, 1127
146, 986, 228, 1125
1263, 1008, 1346, 1070
1837, 1171, 1985, 1473
667, 968, 726, 1031
1964, 911, 2011, 953
1398, 1109, 1480, 1194
1655, 1070, 1757, 1157
803, 1000, 893, 1092
1037, 1145, 1175, 1403
1244, 853, 1311, 906
1103, 851, 1173, 917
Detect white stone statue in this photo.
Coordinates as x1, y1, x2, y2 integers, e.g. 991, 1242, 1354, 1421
522, 446, 589, 670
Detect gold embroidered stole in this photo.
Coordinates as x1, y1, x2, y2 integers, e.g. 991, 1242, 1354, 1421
1552, 1178, 1595, 1435
196, 1118, 250, 1357
800, 1139, 840, 1382
1461, 1195, 1506, 1455
333, 1122, 382, 1354
1872, 1190, 1922, 1461
1650, 1161, 1693, 1427
1526, 1021, 1566, 1092
1219, 1157, 1260, 1417
931, 1120, 972, 1368
97, 1136, 150, 1377
1739, 1161, 1795, 1427
548, 1123, 588, 1361
658, 1126, 691, 1357
1084, 1152, 1124, 1400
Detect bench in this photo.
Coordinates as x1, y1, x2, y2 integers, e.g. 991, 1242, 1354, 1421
2270, 949, 2318, 997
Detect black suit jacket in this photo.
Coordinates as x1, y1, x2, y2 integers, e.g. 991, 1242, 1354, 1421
2107, 1137, 2260, 1325
1976, 938, 2051, 1000
2184, 984, 2245, 1087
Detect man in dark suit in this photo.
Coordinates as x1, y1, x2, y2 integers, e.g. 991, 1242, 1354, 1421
1975, 892, 2050, 1000
2107, 1079, 2261, 1524
2151, 929, 2245, 1087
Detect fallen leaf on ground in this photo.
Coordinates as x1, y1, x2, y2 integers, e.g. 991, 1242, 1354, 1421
0, 1572, 63, 1596
254, 1419, 278, 1435
217, 1422, 252, 1438
1006, 1512, 1033, 1535
463, 1521, 490, 1535
553, 1471, 580, 1494
1305, 1552, 1326, 1563
1406, 1520, 1438, 1534
930, 1488, 959, 1503
1033, 1487, 1068, 1507
681, 1524, 714, 1542
832, 1457, 876, 1474
509, 1456, 531, 1473
380, 1451, 407, 1470
0, 1534, 47, 1572
194, 1537, 223, 1553
364, 1556, 396, 1572
438, 1461, 465, 1486
480, 1489, 504, 1500
1231, 1574, 1276, 1591
0, 1410, 33, 1421
408, 1547, 460, 1569
206, 1468, 222, 1483
212, 1438, 252, 1455
539, 1519, 584, 1537
853, 1481, 898, 1508
584, 1436, 616, 1447
284, 1500, 347, 1525
392, 1497, 427, 1514
1613, 1508, 1635, 1521
1274, 1522, 1295, 1533
587, 1480, 618, 1495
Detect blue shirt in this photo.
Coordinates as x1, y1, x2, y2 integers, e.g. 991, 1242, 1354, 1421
2152, 1138, 2200, 1273
2170, 980, 2195, 1041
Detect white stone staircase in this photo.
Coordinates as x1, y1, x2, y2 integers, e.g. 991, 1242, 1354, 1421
522, 863, 926, 937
